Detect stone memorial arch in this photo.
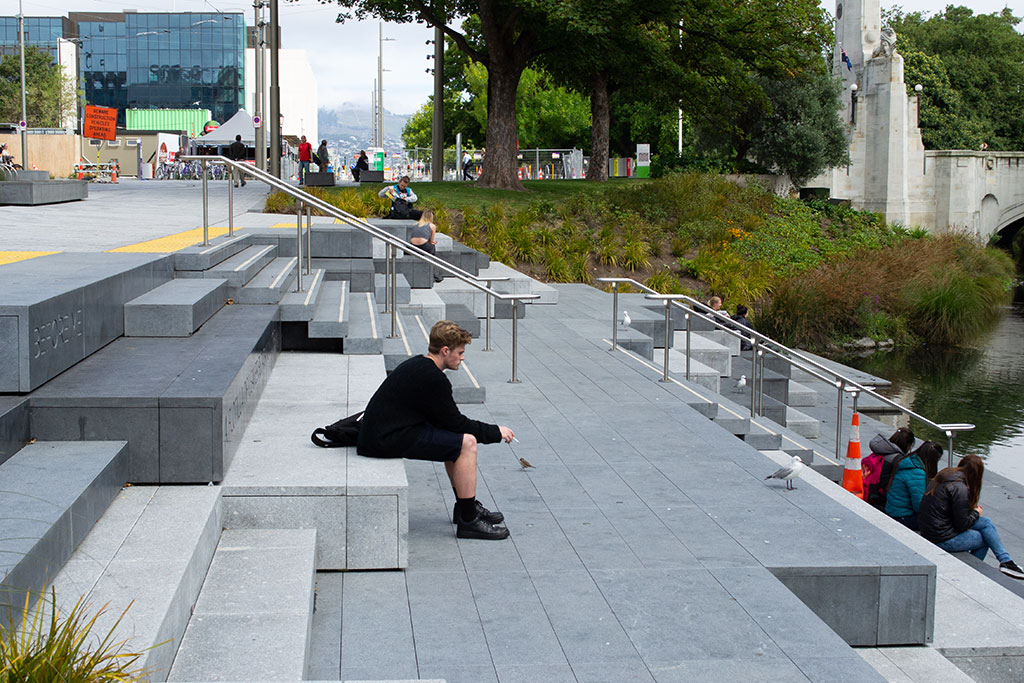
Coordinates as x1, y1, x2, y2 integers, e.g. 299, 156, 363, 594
814, 0, 1024, 245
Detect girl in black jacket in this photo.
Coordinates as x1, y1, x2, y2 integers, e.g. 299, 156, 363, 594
919, 454, 1024, 579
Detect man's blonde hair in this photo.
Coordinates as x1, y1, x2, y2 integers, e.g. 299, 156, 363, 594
429, 320, 472, 353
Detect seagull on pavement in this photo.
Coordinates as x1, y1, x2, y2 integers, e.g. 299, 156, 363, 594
622, 310, 631, 327
766, 455, 803, 490
737, 374, 747, 388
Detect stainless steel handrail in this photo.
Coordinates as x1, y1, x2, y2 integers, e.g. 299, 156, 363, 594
181, 155, 539, 382
597, 276, 973, 465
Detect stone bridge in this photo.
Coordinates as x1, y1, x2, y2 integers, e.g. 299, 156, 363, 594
815, 0, 1024, 245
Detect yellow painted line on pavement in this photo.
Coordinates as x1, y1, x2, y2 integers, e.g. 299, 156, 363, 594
108, 227, 230, 253
0, 251, 59, 266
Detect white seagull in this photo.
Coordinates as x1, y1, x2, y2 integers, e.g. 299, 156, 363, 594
766, 455, 803, 490
622, 310, 631, 327
737, 374, 747, 388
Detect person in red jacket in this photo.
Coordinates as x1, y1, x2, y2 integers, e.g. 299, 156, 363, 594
297, 135, 312, 184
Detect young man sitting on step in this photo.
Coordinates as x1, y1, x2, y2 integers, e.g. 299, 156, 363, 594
357, 320, 515, 540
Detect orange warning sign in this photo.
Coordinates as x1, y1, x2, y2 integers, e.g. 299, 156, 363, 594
82, 105, 117, 141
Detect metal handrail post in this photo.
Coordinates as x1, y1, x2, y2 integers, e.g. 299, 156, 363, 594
610, 282, 619, 351
946, 430, 954, 468
835, 379, 846, 461
484, 279, 494, 351
749, 339, 758, 417
389, 244, 398, 338
685, 312, 691, 380
509, 301, 521, 383
305, 205, 312, 274
383, 242, 391, 312
660, 300, 671, 382
201, 160, 210, 246
757, 348, 765, 414
295, 201, 304, 292
227, 170, 234, 236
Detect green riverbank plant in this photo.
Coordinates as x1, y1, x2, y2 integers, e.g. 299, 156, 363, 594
1, 588, 155, 681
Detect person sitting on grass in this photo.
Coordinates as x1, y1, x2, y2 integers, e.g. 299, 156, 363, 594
378, 175, 422, 220
918, 454, 1024, 579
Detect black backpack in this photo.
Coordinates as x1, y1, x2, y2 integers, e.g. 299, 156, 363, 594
311, 411, 363, 448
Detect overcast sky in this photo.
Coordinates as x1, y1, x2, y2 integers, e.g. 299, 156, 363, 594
18, 0, 1024, 115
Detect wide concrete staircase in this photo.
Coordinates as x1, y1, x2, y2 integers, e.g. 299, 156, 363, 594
0, 214, 553, 682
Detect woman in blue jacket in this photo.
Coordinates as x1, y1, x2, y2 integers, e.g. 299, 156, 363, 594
885, 440, 944, 530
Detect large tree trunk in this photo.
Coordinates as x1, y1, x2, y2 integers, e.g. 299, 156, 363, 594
586, 71, 610, 182
476, 62, 526, 190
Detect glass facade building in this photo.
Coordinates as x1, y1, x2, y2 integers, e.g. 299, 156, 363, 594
0, 11, 245, 127
0, 16, 68, 60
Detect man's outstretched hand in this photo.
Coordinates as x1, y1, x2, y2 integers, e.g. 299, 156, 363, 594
499, 425, 515, 443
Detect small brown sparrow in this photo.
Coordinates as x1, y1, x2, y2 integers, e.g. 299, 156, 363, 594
519, 457, 535, 470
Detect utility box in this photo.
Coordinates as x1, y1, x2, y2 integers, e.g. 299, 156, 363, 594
369, 147, 385, 172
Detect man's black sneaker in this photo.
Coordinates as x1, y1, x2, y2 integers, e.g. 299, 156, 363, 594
456, 516, 510, 540
1000, 561, 1024, 579
453, 500, 504, 525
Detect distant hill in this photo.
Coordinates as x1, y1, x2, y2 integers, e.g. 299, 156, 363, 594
318, 103, 409, 151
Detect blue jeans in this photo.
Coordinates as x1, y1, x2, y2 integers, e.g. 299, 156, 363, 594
299, 160, 310, 183
936, 516, 1011, 563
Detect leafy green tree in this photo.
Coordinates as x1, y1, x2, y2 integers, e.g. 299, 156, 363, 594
329, 0, 567, 190
889, 6, 1024, 150
0, 46, 77, 128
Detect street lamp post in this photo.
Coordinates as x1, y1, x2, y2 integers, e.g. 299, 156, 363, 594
18, 0, 28, 169
254, 0, 266, 170
269, 0, 281, 178
430, 26, 443, 182
378, 23, 394, 149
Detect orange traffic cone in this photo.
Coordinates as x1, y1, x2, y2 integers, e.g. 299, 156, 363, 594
841, 412, 864, 497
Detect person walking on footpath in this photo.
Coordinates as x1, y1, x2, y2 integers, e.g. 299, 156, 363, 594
462, 150, 474, 180
357, 320, 515, 540
918, 454, 1024, 579
228, 134, 246, 187
297, 135, 312, 184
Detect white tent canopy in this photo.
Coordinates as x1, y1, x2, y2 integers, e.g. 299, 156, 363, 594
196, 108, 254, 145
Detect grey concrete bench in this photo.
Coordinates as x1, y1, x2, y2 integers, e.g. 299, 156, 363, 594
31, 304, 280, 483
0, 396, 29, 466
220, 353, 407, 571
0, 252, 173, 392
124, 278, 228, 336
0, 440, 128, 627
0, 179, 87, 205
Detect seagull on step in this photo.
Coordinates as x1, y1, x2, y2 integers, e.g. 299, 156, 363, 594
766, 455, 803, 490
737, 374, 747, 388
622, 310, 631, 327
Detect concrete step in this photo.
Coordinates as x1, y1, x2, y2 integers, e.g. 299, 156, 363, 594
31, 304, 280, 483
279, 268, 326, 322
49, 485, 221, 681
384, 311, 485, 404
719, 374, 821, 439
375, 272, 411, 304
174, 233, 251, 272
477, 261, 558, 304
399, 288, 445, 328
346, 289, 383, 354
309, 224, 373, 258
624, 305, 673, 348
0, 440, 129, 627
308, 280, 349, 339
672, 330, 732, 376
695, 328, 741, 356
310, 257, 375, 292
235, 256, 297, 304
124, 278, 228, 337
167, 529, 317, 682
205, 244, 277, 289
222, 353, 408, 570
666, 348, 721, 393
0, 396, 29, 467
444, 302, 481, 337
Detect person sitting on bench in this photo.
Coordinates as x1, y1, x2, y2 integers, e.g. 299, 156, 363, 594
357, 320, 515, 540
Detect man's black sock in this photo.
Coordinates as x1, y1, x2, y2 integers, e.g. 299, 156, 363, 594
455, 496, 478, 523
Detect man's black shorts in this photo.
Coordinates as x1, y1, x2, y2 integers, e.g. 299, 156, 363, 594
398, 424, 463, 462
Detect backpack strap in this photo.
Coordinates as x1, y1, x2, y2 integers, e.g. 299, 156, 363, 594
311, 428, 337, 448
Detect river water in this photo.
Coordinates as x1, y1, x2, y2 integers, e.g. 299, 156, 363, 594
839, 298, 1024, 485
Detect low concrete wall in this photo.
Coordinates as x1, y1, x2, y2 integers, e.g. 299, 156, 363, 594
0, 133, 80, 178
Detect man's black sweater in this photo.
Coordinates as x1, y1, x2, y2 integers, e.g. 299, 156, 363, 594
357, 355, 501, 458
